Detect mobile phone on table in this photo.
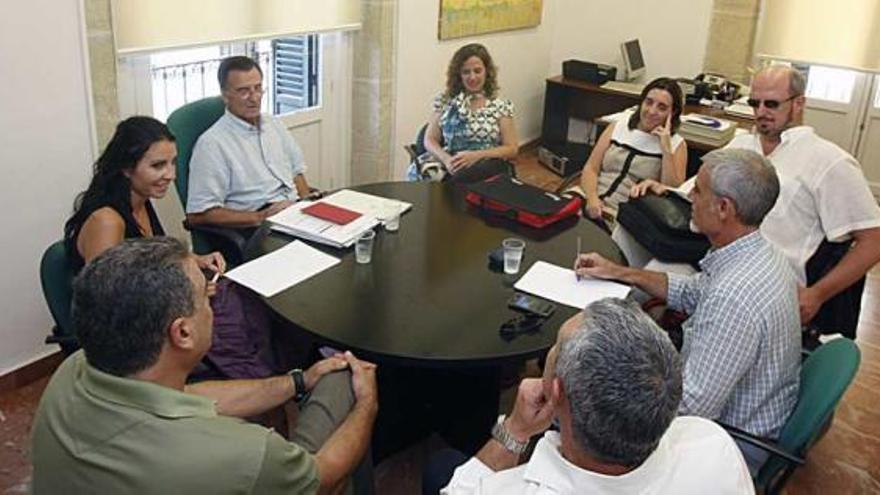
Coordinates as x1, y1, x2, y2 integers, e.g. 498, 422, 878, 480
507, 293, 555, 318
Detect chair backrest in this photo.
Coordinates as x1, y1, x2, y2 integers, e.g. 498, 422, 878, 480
39, 240, 77, 353
757, 338, 860, 486
413, 123, 430, 157
166, 96, 226, 208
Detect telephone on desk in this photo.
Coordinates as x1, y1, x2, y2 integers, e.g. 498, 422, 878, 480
677, 73, 742, 104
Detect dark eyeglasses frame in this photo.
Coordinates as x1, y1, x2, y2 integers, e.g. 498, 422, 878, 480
746, 94, 799, 110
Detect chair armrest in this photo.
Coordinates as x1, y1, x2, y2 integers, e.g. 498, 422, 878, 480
183, 222, 248, 254
182, 221, 250, 266
718, 423, 805, 466
404, 144, 419, 163
45, 332, 78, 347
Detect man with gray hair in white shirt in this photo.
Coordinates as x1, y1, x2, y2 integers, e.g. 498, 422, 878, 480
187, 56, 316, 231
431, 298, 753, 495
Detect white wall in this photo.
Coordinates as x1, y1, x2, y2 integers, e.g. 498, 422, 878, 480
393, 0, 555, 177
392, 0, 714, 177
549, 0, 713, 83
0, 0, 95, 373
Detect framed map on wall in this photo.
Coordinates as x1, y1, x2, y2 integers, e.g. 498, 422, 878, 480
438, 0, 544, 40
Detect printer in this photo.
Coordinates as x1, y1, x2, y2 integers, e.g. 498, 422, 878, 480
562, 60, 617, 85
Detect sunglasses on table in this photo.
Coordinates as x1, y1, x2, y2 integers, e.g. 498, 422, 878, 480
746, 95, 799, 109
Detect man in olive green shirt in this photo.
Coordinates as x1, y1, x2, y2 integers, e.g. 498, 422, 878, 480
31, 237, 378, 494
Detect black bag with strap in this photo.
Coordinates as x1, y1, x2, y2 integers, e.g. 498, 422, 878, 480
465, 175, 582, 229
616, 193, 710, 265
805, 239, 865, 339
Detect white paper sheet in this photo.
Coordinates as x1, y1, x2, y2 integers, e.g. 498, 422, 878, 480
514, 261, 631, 309
223, 240, 340, 297
668, 176, 695, 201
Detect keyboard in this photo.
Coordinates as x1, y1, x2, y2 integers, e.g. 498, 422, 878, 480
600, 81, 645, 95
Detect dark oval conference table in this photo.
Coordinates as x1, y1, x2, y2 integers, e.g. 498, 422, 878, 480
257, 180, 624, 368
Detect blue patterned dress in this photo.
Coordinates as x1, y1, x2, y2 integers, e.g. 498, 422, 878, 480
406, 92, 515, 181
435, 92, 515, 153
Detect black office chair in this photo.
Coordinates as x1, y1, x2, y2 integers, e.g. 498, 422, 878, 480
404, 123, 431, 163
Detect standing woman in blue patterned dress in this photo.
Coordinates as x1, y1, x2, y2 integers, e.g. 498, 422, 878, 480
422, 43, 519, 181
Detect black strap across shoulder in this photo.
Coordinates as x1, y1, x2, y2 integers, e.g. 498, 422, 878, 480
599, 140, 663, 200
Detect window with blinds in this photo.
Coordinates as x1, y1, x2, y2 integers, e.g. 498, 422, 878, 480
145, 35, 321, 121
272, 36, 320, 114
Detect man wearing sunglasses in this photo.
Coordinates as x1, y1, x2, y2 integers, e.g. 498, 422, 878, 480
724, 66, 880, 331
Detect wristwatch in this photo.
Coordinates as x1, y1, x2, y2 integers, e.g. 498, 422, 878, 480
288, 368, 309, 403
491, 414, 529, 455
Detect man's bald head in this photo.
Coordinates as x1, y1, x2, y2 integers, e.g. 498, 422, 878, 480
753, 66, 806, 98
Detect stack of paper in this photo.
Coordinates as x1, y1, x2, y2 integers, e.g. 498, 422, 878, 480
320, 190, 412, 219
679, 114, 737, 147
514, 261, 631, 309
267, 190, 412, 248
268, 201, 379, 248
724, 102, 755, 119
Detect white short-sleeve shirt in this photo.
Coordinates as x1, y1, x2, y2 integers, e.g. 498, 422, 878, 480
187, 110, 307, 214
725, 126, 880, 284
442, 417, 753, 494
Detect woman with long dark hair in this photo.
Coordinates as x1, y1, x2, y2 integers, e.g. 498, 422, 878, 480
64, 116, 276, 379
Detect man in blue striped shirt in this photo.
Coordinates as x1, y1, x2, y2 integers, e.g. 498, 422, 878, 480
575, 148, 800, 474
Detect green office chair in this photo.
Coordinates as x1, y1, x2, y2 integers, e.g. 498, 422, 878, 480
723, 338, 861, 494
166, 97, 251, 263
40, 240, 78, 355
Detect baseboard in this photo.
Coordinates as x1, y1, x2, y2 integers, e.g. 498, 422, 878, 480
520, 137, 541, 151
0, 351, 64, 395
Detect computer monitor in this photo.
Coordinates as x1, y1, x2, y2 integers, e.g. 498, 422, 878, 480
621, 39, 646, 81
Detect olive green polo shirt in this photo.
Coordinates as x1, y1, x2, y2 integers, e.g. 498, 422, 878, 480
31, 351, 318, 494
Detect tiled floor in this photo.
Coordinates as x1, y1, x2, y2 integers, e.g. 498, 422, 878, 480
0, 376, 45, 493
783, 271, 880, 494
3, 151, 879, 493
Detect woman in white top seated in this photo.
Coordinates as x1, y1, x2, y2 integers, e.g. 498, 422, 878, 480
579, 77, 687, 221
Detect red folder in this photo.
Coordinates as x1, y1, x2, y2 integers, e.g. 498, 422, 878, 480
301, 202, 362, 225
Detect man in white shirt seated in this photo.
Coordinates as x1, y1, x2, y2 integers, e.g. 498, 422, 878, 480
186, 56, 316, 230
431, 298, 753, 495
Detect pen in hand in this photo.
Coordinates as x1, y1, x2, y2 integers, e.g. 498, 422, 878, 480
575, 236, 582, 281
202, 267, 220, 284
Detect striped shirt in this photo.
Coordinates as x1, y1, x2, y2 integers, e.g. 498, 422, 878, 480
668, 231, 801, 438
